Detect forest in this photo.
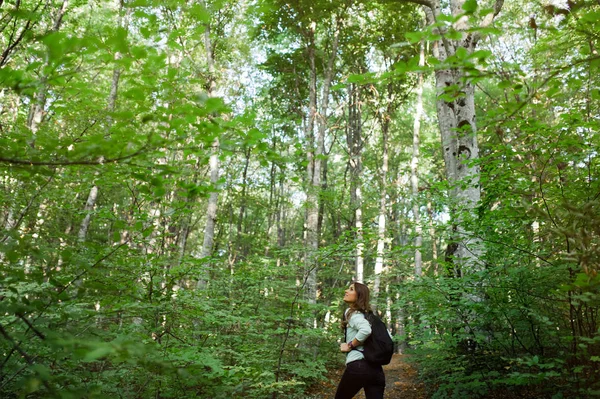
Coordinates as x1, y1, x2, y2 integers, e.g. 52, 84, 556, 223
0, 0, 599, 398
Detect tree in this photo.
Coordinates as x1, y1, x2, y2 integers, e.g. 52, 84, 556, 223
401, 0, 504, 275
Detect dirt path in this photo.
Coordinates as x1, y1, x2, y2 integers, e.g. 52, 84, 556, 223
307, 354, 428, 399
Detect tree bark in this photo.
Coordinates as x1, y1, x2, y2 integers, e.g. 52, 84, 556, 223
236, 146, 251, 256
373, 106, 389, 311
411, 41, 425, 277
78, 185, 98, 242
427, 199, 439, 275
304, 27, 319, 305
197, 4, 220, 289
347, 83, 364, 282
420, 0, 504, 274
304, 18, 339, 304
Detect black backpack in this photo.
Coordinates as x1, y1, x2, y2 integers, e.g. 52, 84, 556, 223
345, 311, 394, 366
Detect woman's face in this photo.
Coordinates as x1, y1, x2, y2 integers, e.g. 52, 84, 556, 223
343, 284, 357, 304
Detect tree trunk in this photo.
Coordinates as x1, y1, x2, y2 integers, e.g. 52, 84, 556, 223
197, 139, 219, 288
373, 108, 389, 311
78, 0, 128, 243
77, 185, 98, 242
304, 28, 319, 305
197, 6, 220, 289
277, 176, 285, 248
27, 0, 68, 136
411, 41, 425, 277
304, 19, 339, 304
236, 146, 251, 256
427, 199, 439, 275
420, 0, 504, 274
347, 83, 364, 282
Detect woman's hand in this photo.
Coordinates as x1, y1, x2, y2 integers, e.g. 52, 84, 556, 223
340, 343, 351, 353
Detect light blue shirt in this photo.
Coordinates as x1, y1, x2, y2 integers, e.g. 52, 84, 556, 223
344, 309, 372, 364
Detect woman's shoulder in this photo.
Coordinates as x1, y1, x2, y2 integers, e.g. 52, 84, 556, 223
347, 309, 369, 322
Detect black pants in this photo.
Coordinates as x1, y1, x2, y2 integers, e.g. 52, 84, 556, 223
334, 359, 385, 399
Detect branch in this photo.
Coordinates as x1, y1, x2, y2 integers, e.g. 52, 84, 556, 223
0, 0, 45, 67
18, 314, 45, 340
0, 141, 151, 167
0, 323, 34, 364
469, 0, 504, 47
484, 0, 505, 27
1, 169, 56, 243
493, 54, 600, 124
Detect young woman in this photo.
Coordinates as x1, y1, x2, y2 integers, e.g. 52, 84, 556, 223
335, 282, 386, 399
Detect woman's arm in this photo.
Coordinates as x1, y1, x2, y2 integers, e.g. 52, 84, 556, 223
351, 312, 372, 343
340, 312, 371, 352
340, 338, 362, 353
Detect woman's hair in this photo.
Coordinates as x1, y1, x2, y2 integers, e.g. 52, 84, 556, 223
350, 282, 371, 313
341, 281, 372, 329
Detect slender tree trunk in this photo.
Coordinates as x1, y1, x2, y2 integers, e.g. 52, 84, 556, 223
347, 83, 364, 282
277, 176, 285, 247
373, 110, 389, 311
236, 146, 251, 255
427, 199, 439, 275
304, 29, 319, 305
267, 135, 278, 248
304, 19, 339, 304
78, 186, 98, 242
411, 41, 425, 277
197, 6, 220, 289
27, 0, 68, 136
79, 0, 128, 242
197, 140, 219, 288
317, 153, 328, 240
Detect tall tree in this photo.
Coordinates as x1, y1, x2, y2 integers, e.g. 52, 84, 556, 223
402, 0, 505, 274
197, 0, 221, 289
411, 40, 425, 276
347, 82, 364, 282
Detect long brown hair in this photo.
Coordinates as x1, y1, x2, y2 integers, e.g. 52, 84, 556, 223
341, 281, 372, 329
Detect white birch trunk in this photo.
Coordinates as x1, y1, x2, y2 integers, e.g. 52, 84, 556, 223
78, 185, 98, 242
347, 83, 364, 283
373, 113, 389, 311
197, 6, 220, 289
412, 41, 425, 277
355, 191, 364, 283
196, 139, 219, 289
427, 199, 439, 275
304, 32, 319, 305
421, 0, 504, 274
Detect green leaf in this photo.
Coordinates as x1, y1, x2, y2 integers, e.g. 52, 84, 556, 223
471, 49, 492, 61
446, 30, 463, 40
31, 364, 51, 380
581, 11, 600, 23
455, 46, 469, 59
405, 31, 423, 44
189, 3, 210, 23
83, 345, 113, 362
462, 0, 478, 13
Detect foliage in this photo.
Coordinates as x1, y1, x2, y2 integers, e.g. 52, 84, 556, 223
1, 0, 599, 398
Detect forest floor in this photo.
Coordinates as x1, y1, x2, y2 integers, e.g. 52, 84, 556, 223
307, 354, 428, 399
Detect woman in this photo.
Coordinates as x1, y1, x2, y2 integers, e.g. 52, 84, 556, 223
335, 282, 386, 399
